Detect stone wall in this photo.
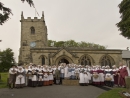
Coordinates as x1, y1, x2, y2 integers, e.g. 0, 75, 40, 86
29, 48, 122, 66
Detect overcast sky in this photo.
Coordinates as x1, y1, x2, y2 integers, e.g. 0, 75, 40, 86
0, 0, 129, 62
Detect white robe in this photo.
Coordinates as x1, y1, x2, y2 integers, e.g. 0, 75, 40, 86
32, 72, 37, 81
75, 68, 79, 74
61, 68, 65, 74
98, 69, 105, 82
43, 70, 49, 81
48, 69, 53, 80
64, 67, 68, 78
92, 69, 100, 82
84, 74, 89, 83
38, 73, 43, 81
105, 69, 114, 81
84, 68, 91, 80
79, 73, 84, 83
15, 69, 25, 84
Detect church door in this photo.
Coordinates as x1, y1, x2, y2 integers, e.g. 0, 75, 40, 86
58, 58, 69, 64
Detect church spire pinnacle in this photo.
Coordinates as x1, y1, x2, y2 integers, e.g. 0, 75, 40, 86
42, 11, 44, 17
21, 11, 24, 20
41, 11, 45, 21
21, 11, 23, 17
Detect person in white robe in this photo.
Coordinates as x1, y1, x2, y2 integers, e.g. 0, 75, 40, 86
37, 70, 43, 86
104, 65, 114, 87
31, 68, 37, 87
48, 67, 54, 85
43, 66, 49, 86
15, 66, 25, 88
92, 66, 100, 86
98, 66, 105, 86
64, 65, 68, 79
8, 66, 17, 89
84, 71, 89, 86
75, 66, 79, 80
84, 65, 91, 84
68, 65, 72, 79
79, 69, 85, 86
27, 67, 32, 87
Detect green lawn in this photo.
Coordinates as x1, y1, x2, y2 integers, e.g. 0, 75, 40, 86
0, 72, 8, 88
98, 88, 127, 98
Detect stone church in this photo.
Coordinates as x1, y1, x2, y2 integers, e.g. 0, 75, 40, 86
19, 11, 123, 67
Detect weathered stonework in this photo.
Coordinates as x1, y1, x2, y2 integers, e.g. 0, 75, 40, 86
19, 12, 123, 66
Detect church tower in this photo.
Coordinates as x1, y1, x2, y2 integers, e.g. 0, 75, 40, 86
19, 11, 48, 64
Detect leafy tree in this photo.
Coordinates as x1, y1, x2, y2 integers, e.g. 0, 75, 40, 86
117, 0, 130, 39
55, 41, 65, 47
48, 40, 106, 49
0, 48, 15, 72
0, 0, 34, 25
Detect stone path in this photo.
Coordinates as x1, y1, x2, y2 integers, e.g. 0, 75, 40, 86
0, 85, 108, 98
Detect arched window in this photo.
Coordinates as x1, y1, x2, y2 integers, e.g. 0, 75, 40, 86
30, 27, 35, 34
81, 55, 91, 66
42, 57, 45, 65
100, 56, 111, 67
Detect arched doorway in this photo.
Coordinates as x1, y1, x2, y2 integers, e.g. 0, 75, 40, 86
58, 58, 69, 64
55, 55, 73, 65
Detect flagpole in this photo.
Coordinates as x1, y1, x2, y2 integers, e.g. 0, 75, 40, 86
34, 6, 39, 17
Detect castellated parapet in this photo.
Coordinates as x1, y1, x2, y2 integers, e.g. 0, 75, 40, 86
20, 11, 45, 22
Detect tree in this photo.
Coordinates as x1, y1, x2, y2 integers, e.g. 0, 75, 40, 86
48, 40, 106, 49
0, 0, 34, 25
117, 0, 130, 39
0, 48, 15, 72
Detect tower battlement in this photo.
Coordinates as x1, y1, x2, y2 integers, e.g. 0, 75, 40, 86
20, 11, 45, 22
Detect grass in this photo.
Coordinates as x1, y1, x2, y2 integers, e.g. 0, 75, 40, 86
0, 72, 8, 88
98, 88, 127, 98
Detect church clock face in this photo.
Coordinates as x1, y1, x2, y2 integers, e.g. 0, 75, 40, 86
30, 42, 36, 47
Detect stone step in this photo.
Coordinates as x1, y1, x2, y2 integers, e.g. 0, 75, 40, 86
62, 79, 79, 86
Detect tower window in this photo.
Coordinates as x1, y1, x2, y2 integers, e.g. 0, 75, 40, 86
30, 27, 35, 34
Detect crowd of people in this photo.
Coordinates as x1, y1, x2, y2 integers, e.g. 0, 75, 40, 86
8, 62, 130, 89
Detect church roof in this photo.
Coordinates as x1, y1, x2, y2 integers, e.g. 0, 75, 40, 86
30, 47, 122, 51
122, 50, 130, 59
